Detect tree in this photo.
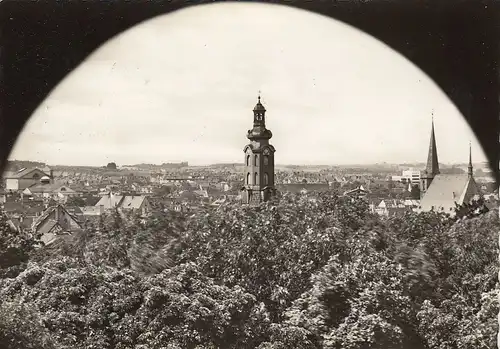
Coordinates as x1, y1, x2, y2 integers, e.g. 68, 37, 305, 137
387, 177, 394, 190
106, 162, 117, 170
282, 247, 419, 349
410, 184, 421, 200
453, 197, 489, 220
0, 212, 37, 278
0, 258, 270, 349
0, 300, 56, 349
0, 191, 497, 348
174, 193, 382, 322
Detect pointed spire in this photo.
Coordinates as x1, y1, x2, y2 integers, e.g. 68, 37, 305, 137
468, 141, 473, 178
425, 114, 440, 177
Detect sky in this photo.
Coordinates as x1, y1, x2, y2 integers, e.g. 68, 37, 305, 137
9, 2, 488, 167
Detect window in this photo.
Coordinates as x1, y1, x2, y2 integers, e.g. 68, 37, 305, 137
246, 155, 251, 166
264, 172, 269, 185
246, 173, 251, 185
254, 172, 258, 185
32, 173, 40, 179
254, 155, 258, 166
263, 155, 269, 166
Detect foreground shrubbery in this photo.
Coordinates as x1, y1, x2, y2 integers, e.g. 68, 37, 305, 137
0, 193, 497, 349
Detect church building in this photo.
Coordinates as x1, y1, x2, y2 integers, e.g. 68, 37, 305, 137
241, 95, 277, 205
418, 119, 481, 215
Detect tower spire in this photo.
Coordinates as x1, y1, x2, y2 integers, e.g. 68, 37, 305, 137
468, 141, 473, 178
425, 114, 440, 176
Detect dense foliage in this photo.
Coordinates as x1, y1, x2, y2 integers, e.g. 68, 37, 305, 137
0, 192, 497, 349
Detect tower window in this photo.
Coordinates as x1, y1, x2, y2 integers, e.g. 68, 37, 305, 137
246, 173, 251, 185
254, 155, 258, 166
264, 172, 269, 186
263, 155, 269, 166
254, 172, 258, 185
246, 155, 251, 166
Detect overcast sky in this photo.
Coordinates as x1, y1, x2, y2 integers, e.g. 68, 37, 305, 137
9, 2, 487, 167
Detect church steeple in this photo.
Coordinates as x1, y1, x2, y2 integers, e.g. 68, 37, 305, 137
241, 93, 276, 205
420, 113, 440, 197
468, 141, 473, 178
425, 116, 440, 177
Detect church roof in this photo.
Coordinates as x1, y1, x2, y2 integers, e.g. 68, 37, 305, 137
419, 174, 481, 213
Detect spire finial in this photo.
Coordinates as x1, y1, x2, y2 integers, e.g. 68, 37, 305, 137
469, 141, 472, 162
258, 90, 261, 103
468, 141, 473, 177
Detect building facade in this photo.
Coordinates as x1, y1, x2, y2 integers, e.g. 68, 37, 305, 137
402, 170, 421, 185
241, 95, 276, 205
4, 168, 52, 191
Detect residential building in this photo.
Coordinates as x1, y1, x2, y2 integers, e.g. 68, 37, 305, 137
31, 204, 82, 245
343, 185, 369, 198
277, 183, 330, 194
4, 168, 52, 191
23, 182, 78, 201
95, 193, 151, 216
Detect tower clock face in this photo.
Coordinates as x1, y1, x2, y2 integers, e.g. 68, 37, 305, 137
263, 148, 270, 155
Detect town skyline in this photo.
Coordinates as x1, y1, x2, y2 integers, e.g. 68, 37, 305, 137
7, 2, 489, 167
4, 157, 491, 169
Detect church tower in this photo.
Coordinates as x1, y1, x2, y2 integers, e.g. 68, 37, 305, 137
420, 117, 440, 197
241, 94, 276, 205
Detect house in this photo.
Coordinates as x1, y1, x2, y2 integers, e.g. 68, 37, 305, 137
277, 183, 330, 194
375, 199, 410, 217
80, 206, 105, 216
343, 185, 369, 198
23, 182, 78, 201
95, 193, 151, 216
4, 168, 51, 191
403, 199, 420, 210
31, 205, 82, 245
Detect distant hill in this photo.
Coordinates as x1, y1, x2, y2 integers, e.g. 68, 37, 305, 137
129, 162, 188, 170
5, 160, 46, 172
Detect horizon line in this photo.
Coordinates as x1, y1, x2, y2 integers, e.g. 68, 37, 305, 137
5, 159, 490, 169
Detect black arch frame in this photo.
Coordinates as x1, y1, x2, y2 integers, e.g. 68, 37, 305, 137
0, 0, 498, 182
